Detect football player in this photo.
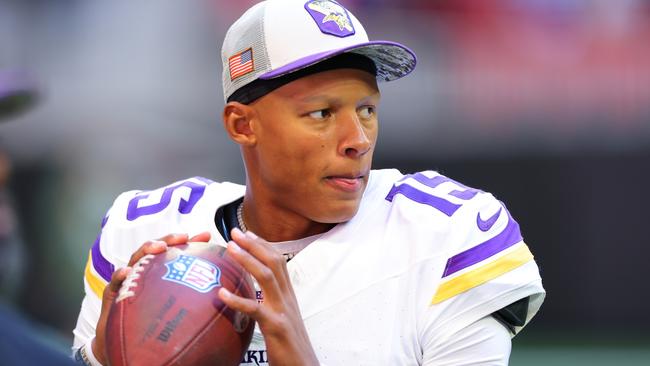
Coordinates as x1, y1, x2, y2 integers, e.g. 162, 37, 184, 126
72, 0, 545, 365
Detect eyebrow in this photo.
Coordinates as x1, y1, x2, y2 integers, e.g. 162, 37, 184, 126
297, 91, 380, 105
297, 94, 332, 104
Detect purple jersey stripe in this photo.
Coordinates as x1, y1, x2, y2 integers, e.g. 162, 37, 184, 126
101, 214, 109, 228
442, 211, 523, 278
91, 236, 114, 282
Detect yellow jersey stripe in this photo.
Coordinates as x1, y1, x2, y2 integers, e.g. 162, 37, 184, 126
84, 250, 107, 298
431, 243, 534, 304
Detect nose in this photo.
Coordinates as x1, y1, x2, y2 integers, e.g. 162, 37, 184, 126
338, 112, 373, 159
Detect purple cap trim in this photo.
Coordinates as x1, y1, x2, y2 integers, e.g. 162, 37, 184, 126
442, 210, 523, 278
91, 235, 114, 282
259, 40, 417, 82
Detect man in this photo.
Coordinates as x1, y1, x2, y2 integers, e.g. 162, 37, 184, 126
73, 0, 545, 364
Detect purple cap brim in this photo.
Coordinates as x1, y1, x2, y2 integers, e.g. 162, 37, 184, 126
259, 40, 417, 82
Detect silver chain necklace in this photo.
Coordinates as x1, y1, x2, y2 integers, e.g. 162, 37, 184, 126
236, 201, 248, 233
236, 202, 301, 262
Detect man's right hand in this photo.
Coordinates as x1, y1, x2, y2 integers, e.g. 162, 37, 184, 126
90, 232, 211, 365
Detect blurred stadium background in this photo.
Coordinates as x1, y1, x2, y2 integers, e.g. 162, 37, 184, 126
1, 0, 649, 364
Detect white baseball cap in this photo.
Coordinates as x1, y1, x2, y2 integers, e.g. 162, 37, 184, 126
221, 0, 417, 103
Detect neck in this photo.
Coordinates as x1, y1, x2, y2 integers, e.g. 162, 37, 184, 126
240, 191, 335, 243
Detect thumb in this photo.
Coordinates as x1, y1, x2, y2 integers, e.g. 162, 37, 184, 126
95, 267, 131, 365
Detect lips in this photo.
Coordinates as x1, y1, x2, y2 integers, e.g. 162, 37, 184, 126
324, 172, 367, 193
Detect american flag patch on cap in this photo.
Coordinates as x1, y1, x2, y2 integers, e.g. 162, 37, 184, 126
229, 48, 254, 80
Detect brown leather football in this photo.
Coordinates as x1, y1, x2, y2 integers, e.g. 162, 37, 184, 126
106, 242, 255, 366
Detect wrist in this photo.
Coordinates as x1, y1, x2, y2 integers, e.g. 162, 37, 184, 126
77, 337, 104, 366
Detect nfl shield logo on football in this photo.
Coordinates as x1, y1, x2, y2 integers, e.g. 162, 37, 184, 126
162, 254, 221, 293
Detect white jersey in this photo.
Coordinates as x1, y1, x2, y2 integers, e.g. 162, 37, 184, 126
73, 169, 545, 365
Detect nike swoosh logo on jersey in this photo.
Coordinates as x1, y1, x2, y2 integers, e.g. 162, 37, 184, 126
476, 206, 502, 232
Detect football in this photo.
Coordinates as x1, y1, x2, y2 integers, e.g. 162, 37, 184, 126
105, 242, 256, 366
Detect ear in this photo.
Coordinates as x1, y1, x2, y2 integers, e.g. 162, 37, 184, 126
222, 102, 257, 146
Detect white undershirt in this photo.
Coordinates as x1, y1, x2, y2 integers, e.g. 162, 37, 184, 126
269, 232, 325, 261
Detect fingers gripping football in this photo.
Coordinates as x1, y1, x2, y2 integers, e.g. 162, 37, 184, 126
92, 232, 212, 365
93, 267, 131, 365
219, 228, 318, 366
125, 232, 212, 267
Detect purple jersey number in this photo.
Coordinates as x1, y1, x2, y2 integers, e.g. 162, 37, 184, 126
126, 178, 212, 221
385, 172, 481, 216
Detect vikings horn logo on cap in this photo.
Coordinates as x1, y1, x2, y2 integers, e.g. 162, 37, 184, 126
304, 0, 355, 38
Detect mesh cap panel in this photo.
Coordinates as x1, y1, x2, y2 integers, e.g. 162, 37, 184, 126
221, 3, 272, 102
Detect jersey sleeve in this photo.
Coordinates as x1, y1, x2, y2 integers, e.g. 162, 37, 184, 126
71, 191, 135, 352
424, 189, 545, 340
423, 315, 512, 366
71, 176, 228, 353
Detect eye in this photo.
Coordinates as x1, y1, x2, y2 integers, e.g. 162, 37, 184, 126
308, 109, 331, 120
358, 105, 376, 119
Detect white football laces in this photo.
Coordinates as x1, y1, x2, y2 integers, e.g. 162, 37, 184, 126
116, 254, 155, 303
